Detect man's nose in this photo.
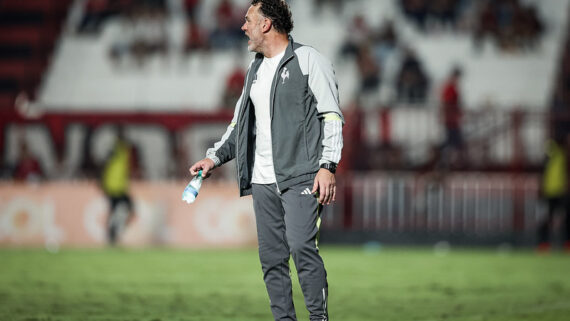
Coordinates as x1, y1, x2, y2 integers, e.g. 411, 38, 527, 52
241, 23, 246, 31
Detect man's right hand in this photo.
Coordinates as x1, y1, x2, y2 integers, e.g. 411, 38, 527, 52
189, 158, 215, 178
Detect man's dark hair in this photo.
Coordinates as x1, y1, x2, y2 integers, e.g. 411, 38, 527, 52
251, 0, 294, 35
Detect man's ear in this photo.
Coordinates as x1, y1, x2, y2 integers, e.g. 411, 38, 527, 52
262, 17, 272, 33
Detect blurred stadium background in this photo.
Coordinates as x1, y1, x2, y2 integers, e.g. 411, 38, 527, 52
1, 0, 570, 320
2, 0, 570, 248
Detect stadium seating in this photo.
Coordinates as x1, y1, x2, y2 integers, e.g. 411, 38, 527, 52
36, 0, 569, 111
0, 0, 72, 111
2, 0, 569, 177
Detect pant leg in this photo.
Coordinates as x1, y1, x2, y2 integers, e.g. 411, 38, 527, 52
563, 196, 570, 241
538, 198, 558, 244
107, 196, 120, 245
281, 180, 328, 321
252, 183, 297, 321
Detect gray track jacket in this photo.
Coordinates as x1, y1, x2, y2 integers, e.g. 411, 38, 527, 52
207, 37, 344, 196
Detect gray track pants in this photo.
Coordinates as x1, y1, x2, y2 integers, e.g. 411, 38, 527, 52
252, 182, 328, 321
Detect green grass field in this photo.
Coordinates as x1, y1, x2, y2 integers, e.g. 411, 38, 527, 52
1, 246, 569, 321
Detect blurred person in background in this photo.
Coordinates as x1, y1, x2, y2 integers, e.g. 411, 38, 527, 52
440, 66, 464, 168
130, 2, 169, 67
427, 0, 460, 30
396, 47, 429, 104
372, 20, 398, 65
473, 0, 544, 52
13, 142, 43, 183
77, 0, 113, 34
338, 14, 370, 60
313, 0, 344, 15
473, 0, 499, 51
209, 0, 244, 49
77, 0, 133, 35
108, 6, 137, 67
183, 0, 201, 24
189, 1, 343, 320
400, 0, 428, 31
356, 43, 381, 96
222, 64, 246, 109
100, 126, 140, 245
538, 133, 570, 252
107, 0, 169, 68
184, 20, 210, 59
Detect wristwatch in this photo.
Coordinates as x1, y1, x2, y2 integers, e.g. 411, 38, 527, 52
320, 162, 337, 174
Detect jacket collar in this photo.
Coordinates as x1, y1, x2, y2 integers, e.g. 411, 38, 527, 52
254, 36, 295, 62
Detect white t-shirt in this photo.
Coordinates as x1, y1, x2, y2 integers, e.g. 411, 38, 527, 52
250, 50, 285, 184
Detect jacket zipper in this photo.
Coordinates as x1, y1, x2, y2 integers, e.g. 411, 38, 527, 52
270, 54, 294, 194
236, 68, 253, 194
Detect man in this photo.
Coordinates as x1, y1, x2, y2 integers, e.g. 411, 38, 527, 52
101, 126, 138, 245
538, 134, 570, 252
189, 1, 343, 320
440, 66, 463, 168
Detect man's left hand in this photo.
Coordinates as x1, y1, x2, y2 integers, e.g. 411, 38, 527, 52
312, 168, 336, 205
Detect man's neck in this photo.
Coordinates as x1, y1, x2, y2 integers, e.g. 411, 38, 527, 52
262, 33, 289, 58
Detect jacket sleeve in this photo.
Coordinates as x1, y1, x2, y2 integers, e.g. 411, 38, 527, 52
299, 46, 344, 165
319, 113, 343, 166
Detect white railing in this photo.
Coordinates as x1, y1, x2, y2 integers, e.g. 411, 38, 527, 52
322, 172, 543, 236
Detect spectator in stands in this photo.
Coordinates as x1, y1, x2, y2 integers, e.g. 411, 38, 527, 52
313, 0, 344, 15
473, 0, 544, 52
375, 20, 398, 50
473, 0, 499, 51
13, 142, 43, 182
210, 0, 244, 49
400, 0, 428, 31
77, 0, 112, 34
105, 0, 169, 67
100, 126, 140, 245
520, 5, 543, 50
78, 0, 134, 34
222, 65, 246, 110
396, 48, 429, 104
109, 7, 137, 67
427, 0, 460, 30
538, 134, 570, 252
216, 0, 235, 22
371, 20, 399, 68
495, 0, 521, 51
440, 66, 464, 168
184, 0, 201, 23
356, 43, 381, 95
184, 20, 210, 57
130, 3, 169, 67
339, 14, 371, 60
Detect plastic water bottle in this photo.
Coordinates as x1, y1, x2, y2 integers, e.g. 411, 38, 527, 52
182, 170, 203, 204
